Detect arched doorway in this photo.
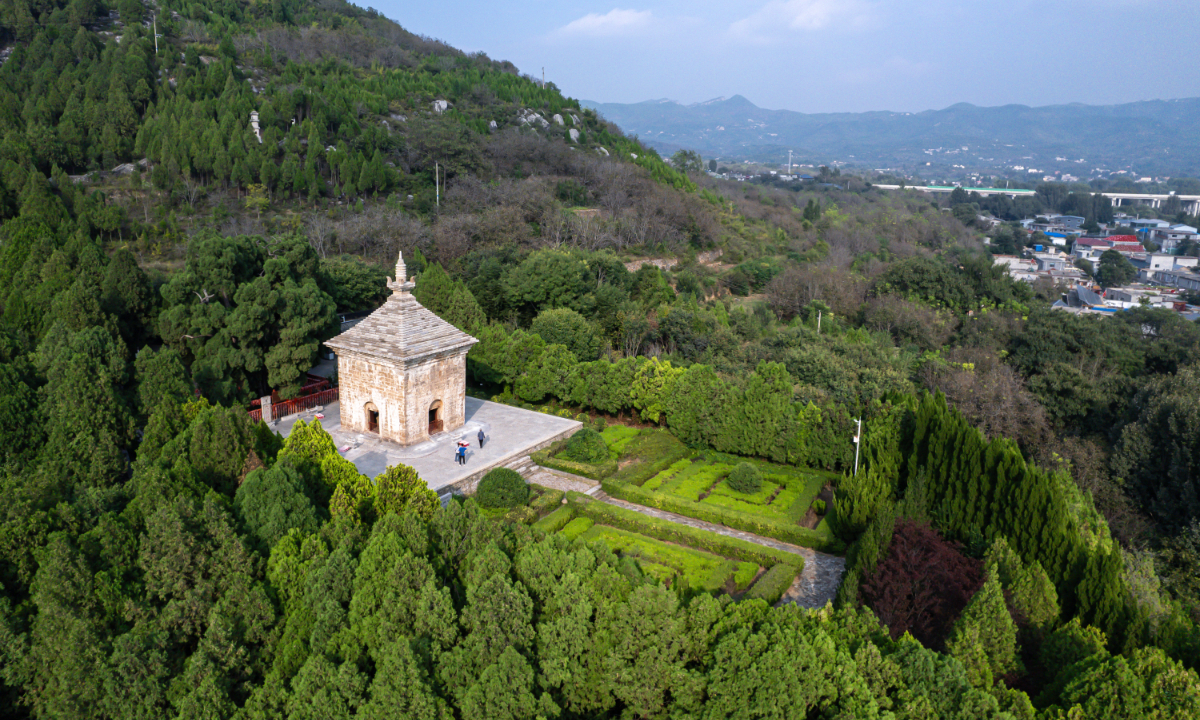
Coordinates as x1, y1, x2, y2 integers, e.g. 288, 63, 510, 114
365, 402, 380, 433
428, 400, 443, 435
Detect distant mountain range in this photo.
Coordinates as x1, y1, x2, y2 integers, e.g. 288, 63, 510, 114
581, 95, 1200, 179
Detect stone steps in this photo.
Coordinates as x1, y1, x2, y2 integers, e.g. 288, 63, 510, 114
503, 455, 535, 477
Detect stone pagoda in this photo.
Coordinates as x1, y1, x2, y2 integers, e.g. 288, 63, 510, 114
324, 251, 478, 446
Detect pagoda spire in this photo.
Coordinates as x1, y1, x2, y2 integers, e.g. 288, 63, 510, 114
389, 250, 416, 295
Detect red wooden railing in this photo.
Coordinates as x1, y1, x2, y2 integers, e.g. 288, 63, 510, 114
250, 375, 331, 408
248, 386, 338, 422
273, 387, 339, 419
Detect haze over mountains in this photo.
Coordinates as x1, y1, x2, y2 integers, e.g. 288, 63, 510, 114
583, 95, 1200, 179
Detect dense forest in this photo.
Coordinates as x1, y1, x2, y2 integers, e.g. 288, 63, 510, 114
1, 0, 1199, 718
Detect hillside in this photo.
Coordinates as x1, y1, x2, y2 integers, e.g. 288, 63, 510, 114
0, 0, 693, 238
584, 95, 1200, 178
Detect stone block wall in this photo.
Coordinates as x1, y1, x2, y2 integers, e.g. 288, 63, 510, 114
335, 349, 468, 446
336, 354, 407, 442
401, 352, 468, 443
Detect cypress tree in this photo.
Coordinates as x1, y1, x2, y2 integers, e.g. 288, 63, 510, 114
412, 264, 456, 316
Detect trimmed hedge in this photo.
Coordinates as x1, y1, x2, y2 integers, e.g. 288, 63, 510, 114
734, 562, 759, 591
531, 436, 618, 479
600, 478, 845, 554
745, 563, 800, 605
531, 446, 618, 480
609, 446, 696, 487
476, 468, 529, 508
560, 517, 594, 541
529, 486, 565, 514
566, 493, 803, 571
728, 462, 762, 494
534, 506, 575, 533
562, 428, 609, 463
504, 506, 538, 525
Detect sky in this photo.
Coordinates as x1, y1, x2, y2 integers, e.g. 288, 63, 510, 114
370, 0, 1200, 114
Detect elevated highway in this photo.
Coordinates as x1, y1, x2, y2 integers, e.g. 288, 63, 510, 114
873, 185, 1200, 214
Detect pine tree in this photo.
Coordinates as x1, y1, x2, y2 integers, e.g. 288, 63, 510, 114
947, 568, 1020, 687
443, 284, 486, 333
412, 263, 456, 316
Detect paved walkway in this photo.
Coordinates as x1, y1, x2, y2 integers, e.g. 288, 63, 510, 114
582, 488, 846, 609
526, 467, 599, 495
275, 398, 581, 493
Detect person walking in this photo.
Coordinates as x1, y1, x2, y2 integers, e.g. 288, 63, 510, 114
456, 441, 469, 465
477, 428, 486, 449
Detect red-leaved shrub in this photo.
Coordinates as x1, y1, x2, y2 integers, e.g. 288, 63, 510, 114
860, 520, 983, 648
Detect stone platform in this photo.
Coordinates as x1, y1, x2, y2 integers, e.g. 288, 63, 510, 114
275, 397, 582, 497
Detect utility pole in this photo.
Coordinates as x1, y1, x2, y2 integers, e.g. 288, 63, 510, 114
853, 418, 862, 476
542, 67, 545, 89
788, 149, 793, 177
817, 310, 821, 333
435, 162, 439, 210
153, 14, 159, 54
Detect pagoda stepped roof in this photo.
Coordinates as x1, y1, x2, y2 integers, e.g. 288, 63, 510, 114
324, 252, 477, 362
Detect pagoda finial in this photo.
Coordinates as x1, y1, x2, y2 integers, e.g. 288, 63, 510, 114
389, 250, 416, 295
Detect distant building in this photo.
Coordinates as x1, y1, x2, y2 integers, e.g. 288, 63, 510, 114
1149, 225, 1199, 252
1053, 285, 1118, 315
1128, 218, 1171, 230
1034, 252, 1070, 272
1152, 268, 1200, 292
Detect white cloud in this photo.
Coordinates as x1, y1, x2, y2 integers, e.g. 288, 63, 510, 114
730, 0, 872, 41
554, 8, 655, 37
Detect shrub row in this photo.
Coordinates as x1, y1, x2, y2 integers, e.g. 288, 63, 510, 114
531, 437, 618, 479
529, 485, 566, 515
734, 562, 759, 591
560, 517, 594, 541
566, 492, 804, 571
614, 445, 696, 488
504, 506, 538, 525
599, 479, 845, 553
533, 506, 575, 533
745, 563, 801, 605
531, 447, 618, 480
